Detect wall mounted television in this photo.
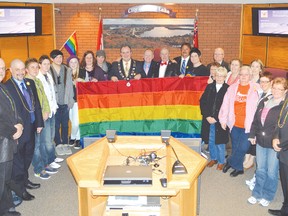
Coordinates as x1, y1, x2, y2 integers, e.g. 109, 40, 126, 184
252, 7, 288, 37
0, 6, 42, 37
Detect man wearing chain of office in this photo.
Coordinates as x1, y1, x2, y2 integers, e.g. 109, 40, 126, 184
269, 93, 288, 216
108, 45, 143, 86
5, 59, 43, 202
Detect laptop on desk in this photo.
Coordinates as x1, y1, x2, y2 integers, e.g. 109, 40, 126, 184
103, 165, 153, 186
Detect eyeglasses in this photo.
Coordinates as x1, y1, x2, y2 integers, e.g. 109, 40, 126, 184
272, 87, 285, 91
260, 80, 270, 84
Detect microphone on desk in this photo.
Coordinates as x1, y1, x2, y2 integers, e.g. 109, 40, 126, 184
161, 130, 187, 174
106, 130, 117, 143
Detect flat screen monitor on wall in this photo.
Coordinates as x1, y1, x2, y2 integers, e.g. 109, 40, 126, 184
252, 7, 288, 37
0, 6, 42, 37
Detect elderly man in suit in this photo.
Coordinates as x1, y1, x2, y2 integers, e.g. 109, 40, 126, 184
173, 42, 193, 75
269, 96, 288, 216
0, 58, 23, 216
109, 45, 142, 81
207, 47, 230, 71
5, 59, 43, 202
137, 49, 157, 78
154, 47, 180, 78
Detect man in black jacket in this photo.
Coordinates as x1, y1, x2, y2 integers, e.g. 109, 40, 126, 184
5, 59, 43, 202
109, 45, 141, 81
137, 49, 157, 78
269, 96, 288, 216
173, 42, 193, 75
0, 58, 23, 216
154, 47, 180, 78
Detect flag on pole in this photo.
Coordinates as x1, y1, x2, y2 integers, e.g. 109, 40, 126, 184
97, 18, 103, 50
61, 31, 78, 56
193, 9, 199, 48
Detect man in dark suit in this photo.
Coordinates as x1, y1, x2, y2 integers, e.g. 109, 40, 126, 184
154, 47, 180, 78
137, 49, 157, 78
173, 42, 193, 75
207, 47, 230, 72
5, 59, 43, 202
0, 58, 23, 216
109, 45, 141, 81
269, 97, 288, 216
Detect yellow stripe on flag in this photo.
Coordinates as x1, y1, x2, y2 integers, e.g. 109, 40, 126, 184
79, 105, 202, 124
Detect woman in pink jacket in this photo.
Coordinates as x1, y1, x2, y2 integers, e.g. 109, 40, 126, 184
219, 66, 260, 177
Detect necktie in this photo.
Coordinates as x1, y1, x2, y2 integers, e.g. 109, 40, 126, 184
124, 62, 129, 77
21, 82, 35, 123
160, 62, 167, 66
44, 74, 49, 83
145, 64, 149, 75
181, 59, 186, 75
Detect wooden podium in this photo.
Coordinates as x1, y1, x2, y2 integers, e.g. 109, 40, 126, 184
67, 136, 207, 216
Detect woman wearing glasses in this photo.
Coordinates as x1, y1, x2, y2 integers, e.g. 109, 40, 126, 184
247, 77, 287, 207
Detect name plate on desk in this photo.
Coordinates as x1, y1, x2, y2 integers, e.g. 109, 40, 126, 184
103, 165, 153, 186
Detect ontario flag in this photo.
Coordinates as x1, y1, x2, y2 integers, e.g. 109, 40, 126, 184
97, 19, 103, 50
193, 10, 199, 48
63, 31, 78, 56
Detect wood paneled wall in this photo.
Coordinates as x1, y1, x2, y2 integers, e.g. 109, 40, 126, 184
0, 3, 55, 69
241, 4, 288, 69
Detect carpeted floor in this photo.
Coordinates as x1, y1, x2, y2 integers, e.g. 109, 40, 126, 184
17, 147, 283, 216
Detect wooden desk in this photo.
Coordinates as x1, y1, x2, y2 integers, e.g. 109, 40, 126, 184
67, 136, 207, 216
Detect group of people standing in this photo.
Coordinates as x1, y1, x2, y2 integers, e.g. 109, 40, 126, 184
200, 48, 288, 215
0, 43, 207, 216
0, 42, 287, 216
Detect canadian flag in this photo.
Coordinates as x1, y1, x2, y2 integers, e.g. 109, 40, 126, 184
97, 19, 103, 50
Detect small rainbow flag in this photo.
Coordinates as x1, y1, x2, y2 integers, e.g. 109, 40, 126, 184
77, 77, 207, 138
63, 31, 78, 56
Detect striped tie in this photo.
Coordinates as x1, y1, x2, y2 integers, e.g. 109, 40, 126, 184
180, 59, 186, 75
21, 82, 35, 123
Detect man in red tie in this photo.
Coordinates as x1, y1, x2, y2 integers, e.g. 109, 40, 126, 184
154, 47, 180, 78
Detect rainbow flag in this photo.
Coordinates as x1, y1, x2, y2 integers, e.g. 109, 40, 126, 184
77, 77, 207, 138
63, 31, 78, 56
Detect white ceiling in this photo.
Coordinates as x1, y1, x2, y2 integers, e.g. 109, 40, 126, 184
4, 0, 288, 4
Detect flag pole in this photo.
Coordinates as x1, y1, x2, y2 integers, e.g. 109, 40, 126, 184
98, 7, 102, 21
59, 30, 77, 51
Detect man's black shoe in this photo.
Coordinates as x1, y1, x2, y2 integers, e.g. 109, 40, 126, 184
230, 169, 244, 177
268, 209, 282, 216
222, 163, 231, 173
3, 211, 21, 216
26, 180, 40, 189
22, 191, 35, 201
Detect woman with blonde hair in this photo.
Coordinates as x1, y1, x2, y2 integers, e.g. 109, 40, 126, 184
200, 67, 229, 170
225, 59, 242, 85
247, 77, 287, 207
251, 59, 264, 83
67, 55, 81, 149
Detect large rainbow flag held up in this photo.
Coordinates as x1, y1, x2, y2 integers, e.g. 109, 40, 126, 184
77, 77, 207, 138
63, 31, 78, 56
